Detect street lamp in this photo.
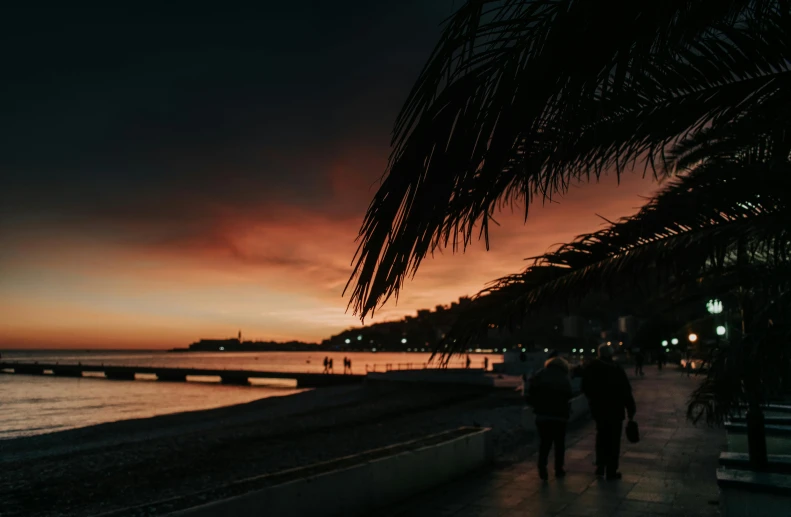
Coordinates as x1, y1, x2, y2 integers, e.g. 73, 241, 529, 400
716, 325, 726, 336
661, 340, 668, 347
688, 333, 698, 343
401, 338, 407, 344
671, 338, 679, 345
706, 299, 723, 314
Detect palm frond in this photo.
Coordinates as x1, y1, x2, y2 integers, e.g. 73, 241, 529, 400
346, 0, 791, 319
440, 157, 791, 351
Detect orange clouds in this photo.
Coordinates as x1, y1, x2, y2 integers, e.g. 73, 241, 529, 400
0, 168, 659, 348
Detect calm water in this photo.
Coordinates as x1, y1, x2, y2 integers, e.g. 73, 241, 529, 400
0, 350, 502, 440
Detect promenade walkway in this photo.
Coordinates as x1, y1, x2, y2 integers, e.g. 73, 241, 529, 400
383, 370, 724, 517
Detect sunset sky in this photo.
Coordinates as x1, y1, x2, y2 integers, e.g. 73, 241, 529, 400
1, 4, 659, 348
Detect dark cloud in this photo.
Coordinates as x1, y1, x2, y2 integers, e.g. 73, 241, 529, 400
1, 2, 456, 224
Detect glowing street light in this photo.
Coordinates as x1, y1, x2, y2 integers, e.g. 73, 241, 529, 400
661, 340, 668, 347
688, 333, 698, 343
544, 348, 549, 353
345, 338, 351, 344
401, 338, 407, 344
357, 335, 362, 341
716, 325, 727, 336
671, 338, 679, 345
707, 299, 723, 314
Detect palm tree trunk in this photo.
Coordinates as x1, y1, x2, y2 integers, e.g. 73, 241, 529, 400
740, 292, 769, 469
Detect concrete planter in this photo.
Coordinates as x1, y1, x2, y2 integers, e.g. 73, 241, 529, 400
719, 452, 791, 474
725, 424, 791, 455
164, 427, 492, 517
522, 394, 590, 431
717, 467, 791, 516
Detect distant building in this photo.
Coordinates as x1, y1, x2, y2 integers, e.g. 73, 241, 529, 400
562, 315, 585, 338
617, 316, 638, 346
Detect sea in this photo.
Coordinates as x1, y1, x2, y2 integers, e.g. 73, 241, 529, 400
0, 349, 503, 440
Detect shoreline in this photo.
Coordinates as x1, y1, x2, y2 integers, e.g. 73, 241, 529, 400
0, 384, 362, 462
0, 383, 529, 517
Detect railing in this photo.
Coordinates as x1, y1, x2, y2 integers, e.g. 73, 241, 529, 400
365, 362, 480, 373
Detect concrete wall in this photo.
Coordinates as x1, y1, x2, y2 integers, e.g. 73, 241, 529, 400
522, 394, 590, 432
718, 468, 791, 517
726, 434, 791, 455
720, 486, 791, 516
168, 427, 492, 517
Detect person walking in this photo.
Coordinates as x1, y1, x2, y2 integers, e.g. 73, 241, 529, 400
466, 355, 471, 369
634, 349, 644, 377
483, 357, 489, 371
323, 356, 329, 373
581, 344, 637, 480
527, 356, 573, 481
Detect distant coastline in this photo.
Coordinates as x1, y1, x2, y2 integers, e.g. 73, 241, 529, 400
170, 338, 320, 353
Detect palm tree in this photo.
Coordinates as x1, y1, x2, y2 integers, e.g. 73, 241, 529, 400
437, 119, 791, 467
345, 0, 791, 319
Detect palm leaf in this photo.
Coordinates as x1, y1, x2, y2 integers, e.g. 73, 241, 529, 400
440, 156, 791, 350
346, 0, 791, 319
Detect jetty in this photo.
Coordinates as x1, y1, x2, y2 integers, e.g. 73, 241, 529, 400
0, 362, 364, 388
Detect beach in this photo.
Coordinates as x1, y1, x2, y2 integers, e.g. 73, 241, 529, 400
0, 381, 529, 517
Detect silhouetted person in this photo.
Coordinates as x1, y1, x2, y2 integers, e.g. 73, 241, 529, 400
347, 357, 352, 374
634, 349, 644, 377
323, 356, 329, 373
484, 357, 489, 371
527, 357, 573, 480
328, 358, 334, 373
582, 344, 636, 480
466, 355, 471, 369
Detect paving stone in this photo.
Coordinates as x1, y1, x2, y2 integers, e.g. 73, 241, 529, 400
374, 371, 725, 517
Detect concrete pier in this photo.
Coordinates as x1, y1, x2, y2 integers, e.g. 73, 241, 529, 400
1, 362, 364, 388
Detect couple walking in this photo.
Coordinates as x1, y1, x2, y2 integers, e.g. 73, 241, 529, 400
527, 344, 636, 481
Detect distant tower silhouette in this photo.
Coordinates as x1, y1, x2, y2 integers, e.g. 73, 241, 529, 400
238, 330, 242, 342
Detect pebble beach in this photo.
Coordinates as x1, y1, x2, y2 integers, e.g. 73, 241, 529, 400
0, 382, 531, 517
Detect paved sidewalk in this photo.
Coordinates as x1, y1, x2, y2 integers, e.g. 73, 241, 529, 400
382, 370, 724, 517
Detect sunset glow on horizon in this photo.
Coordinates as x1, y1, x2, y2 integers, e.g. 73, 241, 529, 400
1, 172, 658, 349
0, 4, 660, 349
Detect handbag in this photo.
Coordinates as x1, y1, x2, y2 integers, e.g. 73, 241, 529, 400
625, 419, 640, 443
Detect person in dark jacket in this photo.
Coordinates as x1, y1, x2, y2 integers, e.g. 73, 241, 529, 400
581, 344, 637, 480
527, 357, 573, 480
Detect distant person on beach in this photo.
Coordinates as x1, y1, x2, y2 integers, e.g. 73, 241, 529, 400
323, 356, 329, 373
527, 356, 573, 480
582, 344, 636, 480
634, 349, 644, 377
484, 357, 489, 371
348, 357, 353, 374
328, 358, 334, 373
466, 355, 471, 369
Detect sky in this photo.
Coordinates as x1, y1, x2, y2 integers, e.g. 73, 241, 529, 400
0, 4, 659, 348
